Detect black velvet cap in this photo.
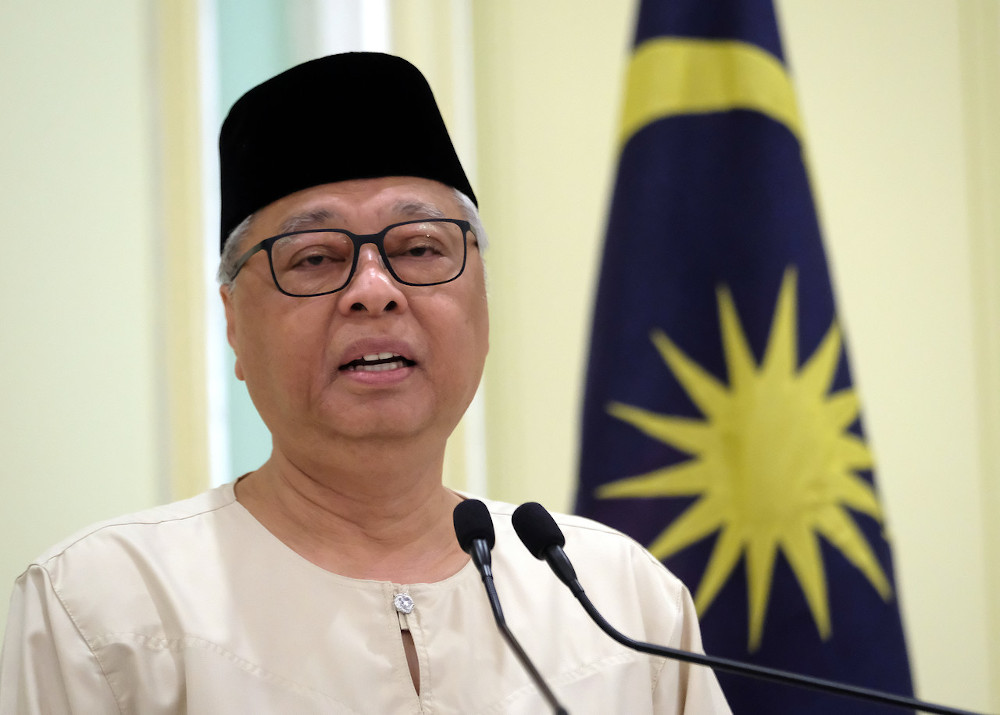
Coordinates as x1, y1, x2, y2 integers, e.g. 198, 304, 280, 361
218, 52, 476, 251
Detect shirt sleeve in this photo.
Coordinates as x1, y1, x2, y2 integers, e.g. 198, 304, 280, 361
651, 580, 733, 714
0, 564, 120, 714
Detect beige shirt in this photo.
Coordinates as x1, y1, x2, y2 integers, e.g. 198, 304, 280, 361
0, 484, 730, 714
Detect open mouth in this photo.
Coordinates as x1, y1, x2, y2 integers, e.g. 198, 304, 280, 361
340, 352, 416, 373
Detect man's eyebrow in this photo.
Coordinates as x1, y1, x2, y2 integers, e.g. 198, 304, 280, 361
391, 200, 447, 220
278, 208, 341, 234
277, 200, 447, 235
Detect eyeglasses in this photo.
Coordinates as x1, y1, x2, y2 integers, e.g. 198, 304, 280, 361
229, 218, 474, 297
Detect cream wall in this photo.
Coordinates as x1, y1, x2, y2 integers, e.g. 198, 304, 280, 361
780, 2, 999, 709
0, 0, 165, 636
472, 2, 633, 509
0, 1, 996, 712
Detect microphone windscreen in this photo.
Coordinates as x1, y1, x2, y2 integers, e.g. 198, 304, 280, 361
453, 499, 496, 552
512, 502, 566, 558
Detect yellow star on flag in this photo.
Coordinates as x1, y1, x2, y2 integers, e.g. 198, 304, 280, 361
598, 267, 893, 651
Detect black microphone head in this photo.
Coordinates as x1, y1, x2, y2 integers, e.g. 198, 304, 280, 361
512, 502, 565, 559
453, 499, 496, 553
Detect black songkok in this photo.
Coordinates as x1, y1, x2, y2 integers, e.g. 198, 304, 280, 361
218, 52, 476, 251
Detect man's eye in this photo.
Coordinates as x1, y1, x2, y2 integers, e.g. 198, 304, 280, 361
392, 238, 446, 259
403, 244, 438, 258
288, 250, 345, 270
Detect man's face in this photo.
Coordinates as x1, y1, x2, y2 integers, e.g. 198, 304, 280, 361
221, 177, 489, 455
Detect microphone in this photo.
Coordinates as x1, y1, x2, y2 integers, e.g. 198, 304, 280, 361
511, 501, 985, 715
452, 500, 569, 715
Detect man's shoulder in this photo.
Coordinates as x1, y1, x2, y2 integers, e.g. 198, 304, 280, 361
482, 496, 650, 548
479, 496, 677, 584
9, 483, 254, 658
478, 496, 692, 643
29, 483, 239, 569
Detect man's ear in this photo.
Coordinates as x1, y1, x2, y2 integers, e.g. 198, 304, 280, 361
219, 285, 245, 381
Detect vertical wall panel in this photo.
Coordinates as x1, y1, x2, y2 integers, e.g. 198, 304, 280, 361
155, 0, 213, 500
0, 0, 163, 634
957, 0, 1000, 703
214, 0, 294, 482
778, 1, 993, 708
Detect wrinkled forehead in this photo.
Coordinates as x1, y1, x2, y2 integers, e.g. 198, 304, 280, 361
244, 177, 465, 244
275, 202, 447, 236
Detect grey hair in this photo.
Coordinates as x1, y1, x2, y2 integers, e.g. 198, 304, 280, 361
218, 213, 255, 287
216, 186, 487, 288
452, 188, 488, 254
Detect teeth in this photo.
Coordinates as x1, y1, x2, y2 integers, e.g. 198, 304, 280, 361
363, 352, 398, 362
344, 352, 410, 372
350, 360, 405, 372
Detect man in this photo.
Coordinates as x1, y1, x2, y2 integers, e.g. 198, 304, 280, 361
1, 53, 730, 713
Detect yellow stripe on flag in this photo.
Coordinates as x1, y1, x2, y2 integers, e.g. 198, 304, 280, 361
620, 38, 802, 147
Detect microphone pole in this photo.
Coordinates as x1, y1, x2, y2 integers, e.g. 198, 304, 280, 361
511, 502, 987, 715
453, 500, 569, 715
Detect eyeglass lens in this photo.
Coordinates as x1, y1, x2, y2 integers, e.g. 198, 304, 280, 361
270, 220, 467, 296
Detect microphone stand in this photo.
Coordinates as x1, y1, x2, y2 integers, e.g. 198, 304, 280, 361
470, 539, 569, 715
513, 501, 987, 715
572, 586, 981, 715
454, 500, 569, 715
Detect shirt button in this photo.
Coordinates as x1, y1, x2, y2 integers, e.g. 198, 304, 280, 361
393, 593, 415, 614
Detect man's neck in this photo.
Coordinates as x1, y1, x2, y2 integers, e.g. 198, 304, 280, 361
234, 445, 470, 583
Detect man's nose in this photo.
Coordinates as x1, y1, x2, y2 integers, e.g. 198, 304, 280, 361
338, 245, 407, 314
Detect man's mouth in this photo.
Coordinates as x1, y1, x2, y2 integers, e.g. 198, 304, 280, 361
340, 352, 416, 373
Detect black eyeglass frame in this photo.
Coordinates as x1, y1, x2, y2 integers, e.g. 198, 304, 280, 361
228, 218, 475, 297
